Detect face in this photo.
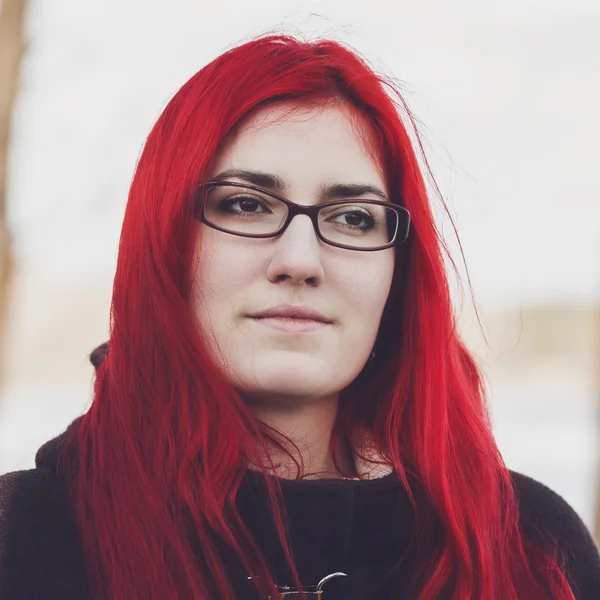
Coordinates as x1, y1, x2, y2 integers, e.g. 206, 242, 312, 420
192, 103, 395, 407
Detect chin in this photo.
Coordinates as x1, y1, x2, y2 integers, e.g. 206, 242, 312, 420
228, 353, 362, 397
237, 370, 338, 399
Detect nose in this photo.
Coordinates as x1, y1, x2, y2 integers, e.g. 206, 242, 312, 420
266, 214, 325, 285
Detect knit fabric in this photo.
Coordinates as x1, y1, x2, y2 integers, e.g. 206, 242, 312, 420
1, 419, 599, 599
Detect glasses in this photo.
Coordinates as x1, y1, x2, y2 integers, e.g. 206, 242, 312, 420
195, 182, 410, 251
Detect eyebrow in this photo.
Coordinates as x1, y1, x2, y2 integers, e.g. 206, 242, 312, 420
212, 169, 389, 202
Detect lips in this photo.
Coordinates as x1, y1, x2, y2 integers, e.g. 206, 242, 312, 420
249, 316, 328, 333
248, 303, 332, 323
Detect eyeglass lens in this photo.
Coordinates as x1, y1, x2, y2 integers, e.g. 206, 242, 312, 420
202, 184, 401, 249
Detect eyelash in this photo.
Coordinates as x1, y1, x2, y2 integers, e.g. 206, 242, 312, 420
219, 195, 378, 232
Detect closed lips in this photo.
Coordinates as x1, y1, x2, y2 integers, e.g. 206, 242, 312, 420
248, 305, 332, 323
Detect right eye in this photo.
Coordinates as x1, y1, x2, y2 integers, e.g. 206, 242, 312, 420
218, 195, 271, 215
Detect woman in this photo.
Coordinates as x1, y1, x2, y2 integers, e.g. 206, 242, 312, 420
1, 33, 599, 600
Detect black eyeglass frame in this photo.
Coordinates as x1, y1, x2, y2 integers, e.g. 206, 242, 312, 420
195, 181, 411, 252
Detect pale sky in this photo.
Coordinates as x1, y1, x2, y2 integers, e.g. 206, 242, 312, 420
6, 0, 600, 309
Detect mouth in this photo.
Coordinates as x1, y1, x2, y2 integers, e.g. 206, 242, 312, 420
248, 316, 329, 333
246, 303, 332, 324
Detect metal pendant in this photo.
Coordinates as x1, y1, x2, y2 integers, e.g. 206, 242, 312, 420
249, 571, 348, 598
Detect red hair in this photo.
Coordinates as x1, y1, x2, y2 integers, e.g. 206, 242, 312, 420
60, 34, 576, 599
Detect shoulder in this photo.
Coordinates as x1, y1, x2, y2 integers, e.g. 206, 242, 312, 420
1, 467, 69, 554
0, 467, 88, 599
509, 469, 597, 550
1, 465, 63, 507
510, 470, 600, 598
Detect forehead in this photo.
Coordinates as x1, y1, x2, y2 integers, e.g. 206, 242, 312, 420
212, 103, 385, 192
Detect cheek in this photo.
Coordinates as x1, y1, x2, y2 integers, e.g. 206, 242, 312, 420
195, 228, 254, 289
192, 235, 256, 323
340, 255, 395, 312
347, 257, 395, 343
191, 244, 259, 367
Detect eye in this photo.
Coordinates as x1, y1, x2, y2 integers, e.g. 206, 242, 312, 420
331, 208, 376, 231
219, 194, 272, 215
321, 202, 382, 234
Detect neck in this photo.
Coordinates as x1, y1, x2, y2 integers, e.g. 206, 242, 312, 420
248, 394, 356, 479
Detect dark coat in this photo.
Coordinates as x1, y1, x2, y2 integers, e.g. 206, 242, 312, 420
1, 417, 600, 600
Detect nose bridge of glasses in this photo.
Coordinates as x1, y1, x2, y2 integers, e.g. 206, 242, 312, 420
279, 210, 321, 244
282, 199, 321, 230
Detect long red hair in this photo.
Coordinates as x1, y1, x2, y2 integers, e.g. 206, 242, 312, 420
60, 34, 576, 599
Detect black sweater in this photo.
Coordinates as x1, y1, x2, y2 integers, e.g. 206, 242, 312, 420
1, 419, 600, 599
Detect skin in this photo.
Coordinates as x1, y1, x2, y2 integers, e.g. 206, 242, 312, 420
192, 103, 395, 478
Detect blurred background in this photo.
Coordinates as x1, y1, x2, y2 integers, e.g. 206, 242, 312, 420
0, 0, 599, 542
